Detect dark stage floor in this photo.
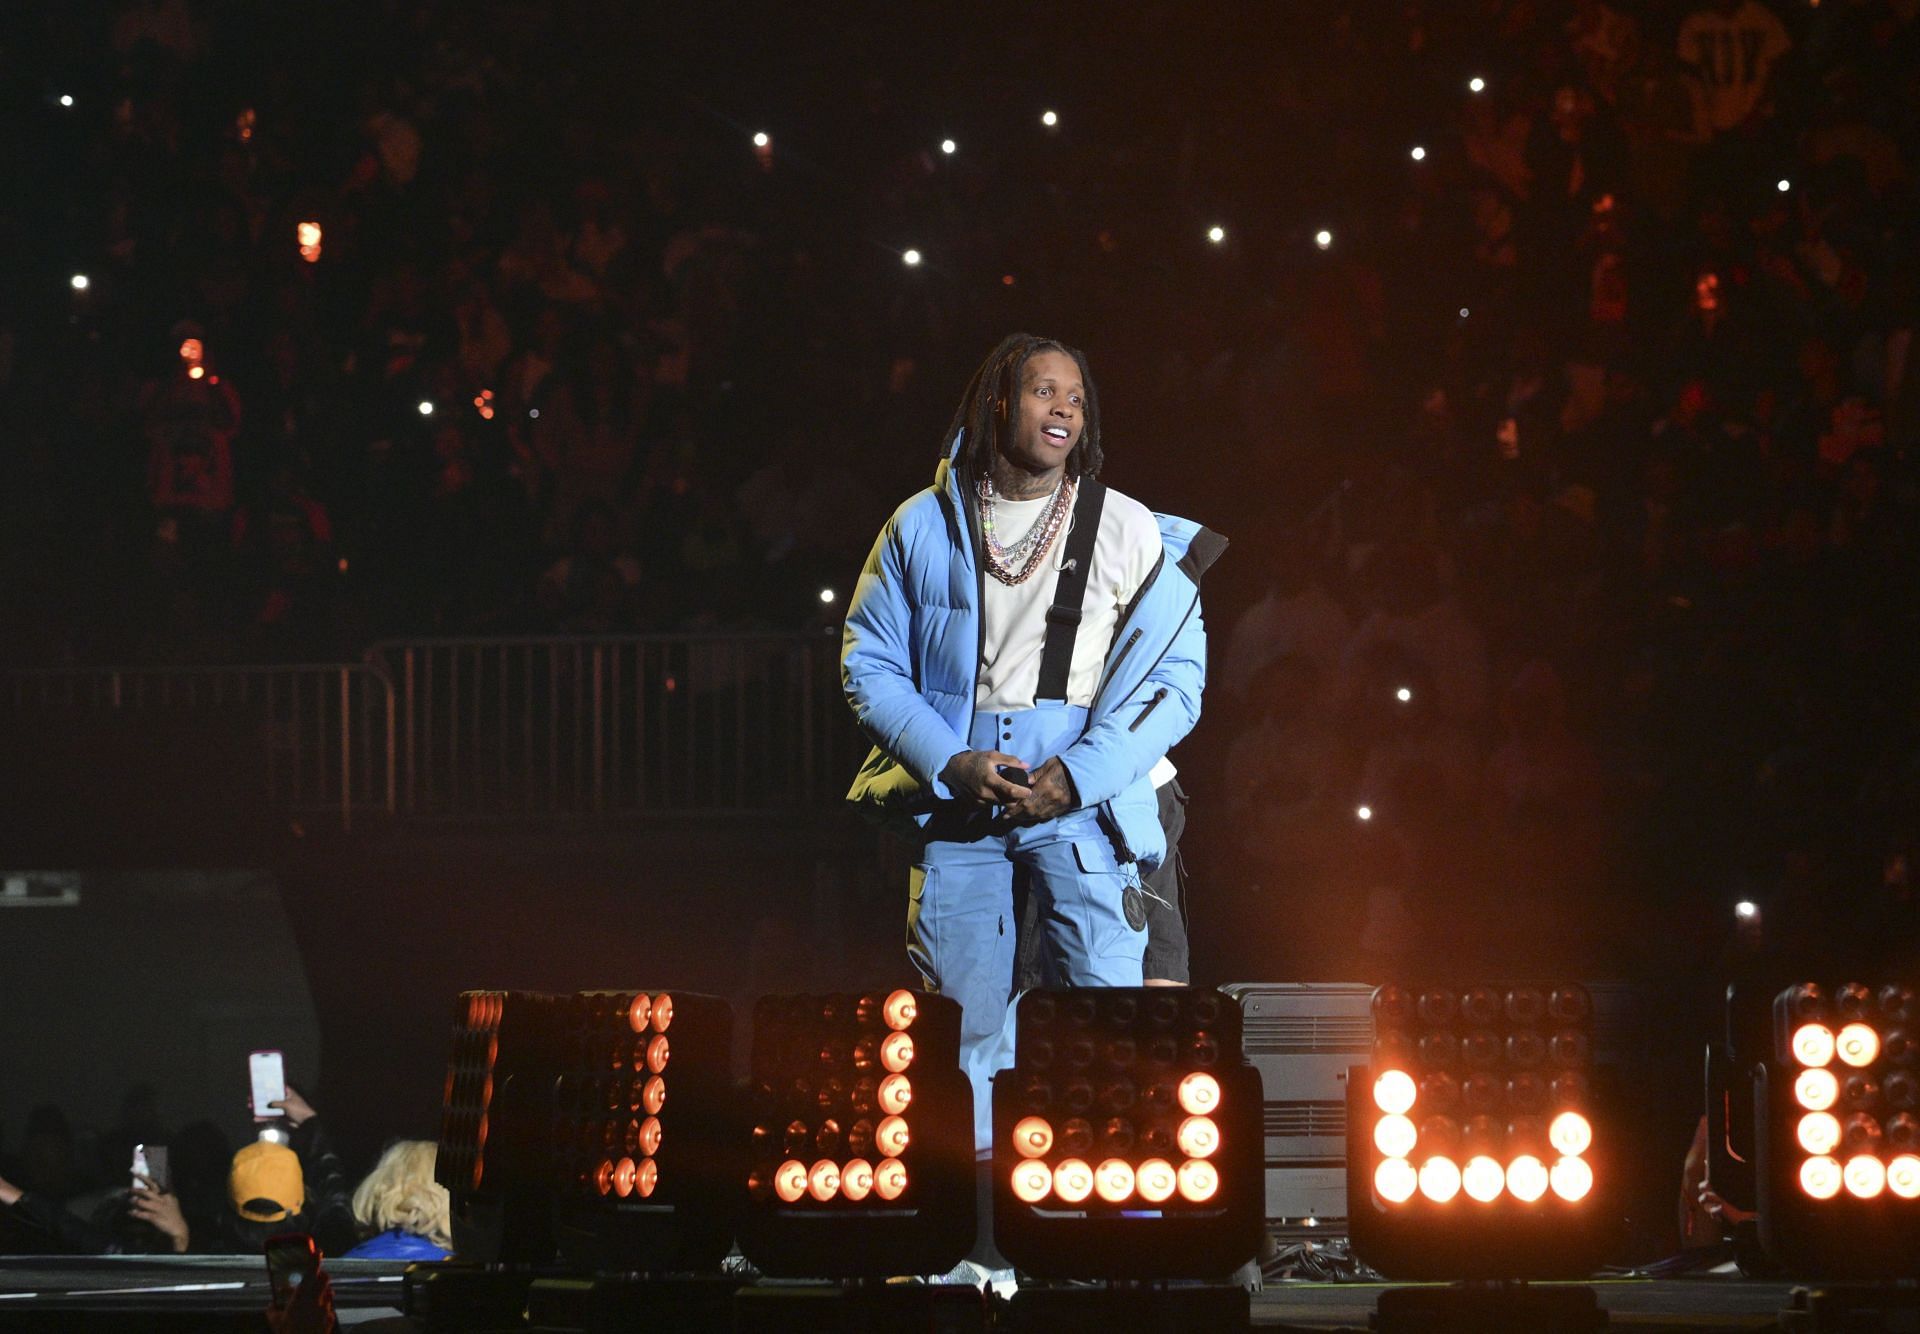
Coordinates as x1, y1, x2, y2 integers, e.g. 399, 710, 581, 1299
1250, 1275, 1798, 1330
0, 1256, 1868, 1332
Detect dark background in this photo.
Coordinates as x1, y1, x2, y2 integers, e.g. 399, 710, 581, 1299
2, 0, 1917, 1256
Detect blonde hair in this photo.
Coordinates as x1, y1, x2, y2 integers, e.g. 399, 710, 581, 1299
351, 1140, 453, 1251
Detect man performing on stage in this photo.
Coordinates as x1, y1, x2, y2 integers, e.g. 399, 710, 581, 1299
841, 332, 1225, 1160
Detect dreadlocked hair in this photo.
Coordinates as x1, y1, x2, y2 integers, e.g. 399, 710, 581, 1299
942, 332, 1104, 484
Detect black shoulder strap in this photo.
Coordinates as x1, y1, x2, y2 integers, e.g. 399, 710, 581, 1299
1036, 479, 1107, 702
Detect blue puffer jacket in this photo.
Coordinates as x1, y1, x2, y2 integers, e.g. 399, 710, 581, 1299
841, 436, 1225, 870
342, 1227, 449, 1261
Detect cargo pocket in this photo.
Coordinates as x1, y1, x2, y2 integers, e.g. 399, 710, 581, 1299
1070, 839, 1148, 965
906, 863, 940, 991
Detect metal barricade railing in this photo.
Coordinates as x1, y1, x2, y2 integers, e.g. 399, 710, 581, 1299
1, 663, 397, 829
366, 633, 859, 818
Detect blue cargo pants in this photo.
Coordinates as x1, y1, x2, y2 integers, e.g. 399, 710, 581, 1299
907, 702, 1148, 1154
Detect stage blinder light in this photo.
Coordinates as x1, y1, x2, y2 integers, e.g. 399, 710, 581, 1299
992, 987, 1261, 1280
1800, 1155, 1842, 1199
549, 991, 738, 1270
1012, 1159, 1051, 1202
1375, 1157, 1418, 1204
1549, 1111, 1592, 1156
1418, 1156, 1462, 1203
433, 988, 736, 1271
883, 989, 917, 1031
1462, 1155, 1504, 1203
739, 990, 972, 1278
878, 1073, 912, 1114
1136, 1157, 1178, 1203
775, 1159, 808, 1203
1350, 980, 1610, 1280
1796, 1068, 1839, 1111
1549, 1155, 1593, 1202
1179, 1071, 1221, 1115
840, 1158, 874, 1201
1374, 1114, 1417, 1159
1013, 1116, 1053, 1158
1176, 1159, 1219, 1202
1753, 981, 1920, 1278
1836, 1023, 1880, 1069
1374, 1069, 1416, 1115
1843, 1155, 1885, 1199
1887, 1155, 1920, 1199
436, 990, 565, 1262
1095, 1159, 1136, 1203
1797, 1112, 1841, 1156
1054, 1158, 1094, 1203
1176, 1115, 1220, 1158
1506, 1155, 1549, 1203
1793, 1024, 1836, 1068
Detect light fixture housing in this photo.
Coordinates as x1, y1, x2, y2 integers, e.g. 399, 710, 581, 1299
434, 988, 736, 1268
548, 990, 740, 1272
991, 987, 1263, 1280
738, 989, 974, 1277
435, 990, 566, 1263
1754, 980, 1920, 1276
1347, 982, 1610, 1279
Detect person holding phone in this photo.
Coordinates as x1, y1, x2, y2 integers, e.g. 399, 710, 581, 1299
221, 1084, 356, 1257
842, 332, 1223, 1164
0, 1157, 189, 1254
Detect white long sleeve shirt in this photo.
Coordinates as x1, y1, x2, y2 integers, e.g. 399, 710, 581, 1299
975, 484, 1162, 713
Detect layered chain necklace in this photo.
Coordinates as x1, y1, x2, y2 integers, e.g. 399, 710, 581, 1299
979, 472, 1074, 585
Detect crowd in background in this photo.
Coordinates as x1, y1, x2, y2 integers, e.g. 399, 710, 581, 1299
1, 1, 1917, 1093
0, 1084, 450, 1262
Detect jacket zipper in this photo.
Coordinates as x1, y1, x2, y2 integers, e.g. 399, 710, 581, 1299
1129, 687, 1168, 732
1095, 585, 1200, 720
1093, 628, 1143, 711
944, 464, 989, 719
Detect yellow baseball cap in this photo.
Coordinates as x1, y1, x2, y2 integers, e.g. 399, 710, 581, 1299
229, 1140, 305, 1222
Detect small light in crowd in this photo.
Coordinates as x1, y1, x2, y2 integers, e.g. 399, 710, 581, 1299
1459, 306, 1471, 318
753, 132, 770, 148
1207, 225, 1226, 244
237, 108, 256, 143
337, 557, 349, 573
1735, 900, 1759, 921
297, 220, 322, 263
902, 249, 923, 267
179, 338, 203, 363
473, 389, 495, 421
818, 588, 836, 604
1041, 110, 1059, 128
70, 273, 89, 291
1395, 687, 1412, 703
1776, 178, 1791, 193
60, 94, 74, 108
418, 400, 435, 416
940, 139, 957, 155
1468, 76, 1487, 94
528, 408, 541, 420
1410, 145, 1427, 162
188, 365, 205, 380
1314, 229, 1333, 250
1357, 805, 1374, 822
1001, 273, 1016, 287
